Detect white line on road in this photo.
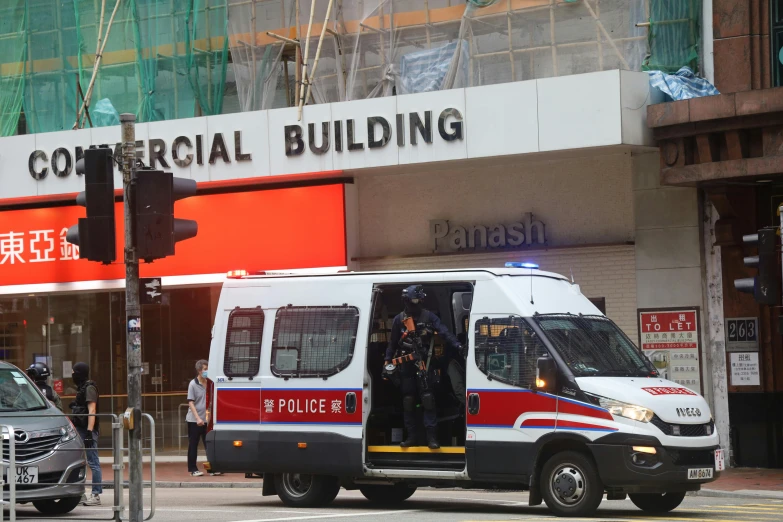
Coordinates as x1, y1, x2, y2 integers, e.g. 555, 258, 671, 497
231, 508, 422, 522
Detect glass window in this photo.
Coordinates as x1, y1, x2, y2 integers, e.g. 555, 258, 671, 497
0, 368, 47, 411
271, 306, 360, 378
474, 315, 548, 388
534, 314, 652, 378
223, 309, 265, 378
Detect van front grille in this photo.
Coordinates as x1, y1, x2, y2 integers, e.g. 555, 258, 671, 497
2, 433, 61, 463
651, 415, 714, 437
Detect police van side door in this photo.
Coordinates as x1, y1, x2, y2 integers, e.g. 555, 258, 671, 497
466, 314, 556, 479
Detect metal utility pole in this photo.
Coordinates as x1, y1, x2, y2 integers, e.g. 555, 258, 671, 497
120, 113, 143, 522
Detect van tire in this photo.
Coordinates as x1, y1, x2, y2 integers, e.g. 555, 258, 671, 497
33, 496, 82, 515
541, 451, 603, 517
274, 473, 340, 507
629, 492, 686, 513
359, 483, 417, 505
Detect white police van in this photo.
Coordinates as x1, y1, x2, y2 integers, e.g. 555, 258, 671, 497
205, 265, 722, 517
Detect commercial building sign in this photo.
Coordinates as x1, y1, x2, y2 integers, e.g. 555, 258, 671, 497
430, 213, 546, 252
0, 184, 347, 289
730, 352, 761, 386
638, 308, 701, 393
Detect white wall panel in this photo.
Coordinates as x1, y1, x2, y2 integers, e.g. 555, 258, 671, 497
396, 88, 467, 165
0, 135, 39, 198
268, 104, 333, 176
466, 81, 539, 158
206, 111, 269, 181
331, 97, 398, 171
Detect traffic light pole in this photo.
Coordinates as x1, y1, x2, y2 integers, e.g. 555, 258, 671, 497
120, 113, 143, 522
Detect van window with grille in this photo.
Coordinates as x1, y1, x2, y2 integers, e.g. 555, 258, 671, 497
223, 309, 265, 378
271, 306, 360, 378
474, 316, 548, 388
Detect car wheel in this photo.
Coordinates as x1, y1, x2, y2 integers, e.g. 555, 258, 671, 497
629, 491, 686, 513
541, 450, 604, 517
32, 496, 82, 516
359, 483, 417, 505
274, 473, 340, 508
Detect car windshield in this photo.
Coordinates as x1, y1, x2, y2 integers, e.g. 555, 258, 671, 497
0, 368, 48, 412
533, 315, 656, 378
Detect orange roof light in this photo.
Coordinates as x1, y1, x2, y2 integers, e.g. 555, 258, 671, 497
233, 440, 243, 447
227, 269, 248, 279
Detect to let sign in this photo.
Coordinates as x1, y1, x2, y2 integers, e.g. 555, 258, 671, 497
639, 309, 701, 394
730, 352, 760, 386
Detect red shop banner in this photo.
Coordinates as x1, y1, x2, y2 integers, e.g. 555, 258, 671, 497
0, 184, 347, 287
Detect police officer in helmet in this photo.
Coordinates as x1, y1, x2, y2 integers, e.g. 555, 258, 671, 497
384, 285, 463, 449
26, 362, 63, 412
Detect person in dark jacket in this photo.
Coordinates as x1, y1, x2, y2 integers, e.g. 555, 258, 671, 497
26, 362, 63, 412
384, 285, 463, 449
70, 362, 102, 506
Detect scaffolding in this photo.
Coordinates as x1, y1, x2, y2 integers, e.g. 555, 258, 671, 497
226, 0, 660, 112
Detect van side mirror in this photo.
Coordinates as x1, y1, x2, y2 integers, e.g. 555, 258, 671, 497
535, 355, 557, 393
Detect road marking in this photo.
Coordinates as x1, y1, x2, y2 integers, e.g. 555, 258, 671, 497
231, 508, 422, 522
706, 505, 781, 511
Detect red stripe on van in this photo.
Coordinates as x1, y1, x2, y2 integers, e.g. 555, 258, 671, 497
467, 390, 557, 428
217, 389, 262, 423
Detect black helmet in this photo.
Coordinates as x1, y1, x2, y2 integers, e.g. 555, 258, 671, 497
402, 285, 426, 303
27, 362, 51, 382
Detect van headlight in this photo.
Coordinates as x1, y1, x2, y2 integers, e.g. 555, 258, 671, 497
60, 421, 78, 443
591, 395, 654, 423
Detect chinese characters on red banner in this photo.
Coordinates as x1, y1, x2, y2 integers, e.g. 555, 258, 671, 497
639, 310, 701, 393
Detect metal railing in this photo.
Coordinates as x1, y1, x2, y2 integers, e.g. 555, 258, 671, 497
1, 412, 156, 521
1, 423, 17, 522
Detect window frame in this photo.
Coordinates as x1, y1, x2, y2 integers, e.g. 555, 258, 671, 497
473, 314, 550, 389
223, 307, 265, 378
270, 305, 360, 379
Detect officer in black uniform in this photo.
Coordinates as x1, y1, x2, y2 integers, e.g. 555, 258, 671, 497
384, 285, 463, 449
26, 362, 63, 412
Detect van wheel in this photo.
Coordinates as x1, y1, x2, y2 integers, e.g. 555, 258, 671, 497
275, 473, 340, 507
541, 451, 603, 517
33, 496, 82, 515
629, 492, 686, 513
359, 483, 417, 505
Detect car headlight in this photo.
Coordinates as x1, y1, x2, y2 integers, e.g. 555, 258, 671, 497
60, 420, 78, 443
594, 396, 654, 423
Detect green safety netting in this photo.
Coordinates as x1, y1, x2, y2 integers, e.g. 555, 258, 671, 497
643, 0, 702, 73
18, 0, 228, 135
0, 1, 26, 137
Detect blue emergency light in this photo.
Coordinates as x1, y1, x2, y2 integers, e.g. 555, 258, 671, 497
505, 262, 539, 269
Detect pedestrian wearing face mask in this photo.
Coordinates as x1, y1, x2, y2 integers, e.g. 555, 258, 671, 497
186, 359, 216, 476
69, 362, 102, 506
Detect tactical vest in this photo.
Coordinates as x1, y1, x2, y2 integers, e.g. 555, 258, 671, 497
71, 380, 100, 431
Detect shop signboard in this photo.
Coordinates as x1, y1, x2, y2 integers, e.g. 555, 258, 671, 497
730, 352, 761, 386
0, 184, 347, 290
638, 308, 702, 394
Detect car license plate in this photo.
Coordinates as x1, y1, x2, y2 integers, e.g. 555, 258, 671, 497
687, 467, 713, 480
715, 449, 725, 471
15, 466, 38, 484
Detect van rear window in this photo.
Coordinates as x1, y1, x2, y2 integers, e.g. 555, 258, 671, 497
223, 309, 265, 378
271, 306, 360, 378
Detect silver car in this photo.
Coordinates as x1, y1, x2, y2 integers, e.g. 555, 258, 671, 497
1, 361, 86, 515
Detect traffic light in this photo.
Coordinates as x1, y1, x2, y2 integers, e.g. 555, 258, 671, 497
135, 168, 198, 262
734, 228, 780, 305
65, 146, 116, 264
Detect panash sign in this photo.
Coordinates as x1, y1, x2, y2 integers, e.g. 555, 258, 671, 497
430, 212, 546, 252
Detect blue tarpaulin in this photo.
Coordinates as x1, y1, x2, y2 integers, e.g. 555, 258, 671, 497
647, 66, 719, 101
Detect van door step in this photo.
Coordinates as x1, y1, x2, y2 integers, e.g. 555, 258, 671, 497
367, 445, 465, 454
367, 445, 466, 470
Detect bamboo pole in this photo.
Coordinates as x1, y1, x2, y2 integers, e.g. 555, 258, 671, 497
304, 0, 335, 111
582, 0, 629, 69
296, 0, 317, 120
74, 0, 123, 129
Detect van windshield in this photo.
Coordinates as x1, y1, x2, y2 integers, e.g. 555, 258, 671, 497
0, 369, 48, 412
533, 315, 657, 378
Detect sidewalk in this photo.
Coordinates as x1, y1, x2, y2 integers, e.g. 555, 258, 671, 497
698, 468, 783, 500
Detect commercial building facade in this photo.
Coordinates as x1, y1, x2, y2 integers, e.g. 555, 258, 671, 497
0, 1, 712, 454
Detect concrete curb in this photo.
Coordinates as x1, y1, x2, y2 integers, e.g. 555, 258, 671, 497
691, 489, 783, 500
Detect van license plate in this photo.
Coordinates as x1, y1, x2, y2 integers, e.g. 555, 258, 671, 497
15, 466, 38, 484
715, 449, 725, 471
687, 467, 713, 480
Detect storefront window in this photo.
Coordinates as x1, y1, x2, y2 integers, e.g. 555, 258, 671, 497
0, 285, 220, 452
